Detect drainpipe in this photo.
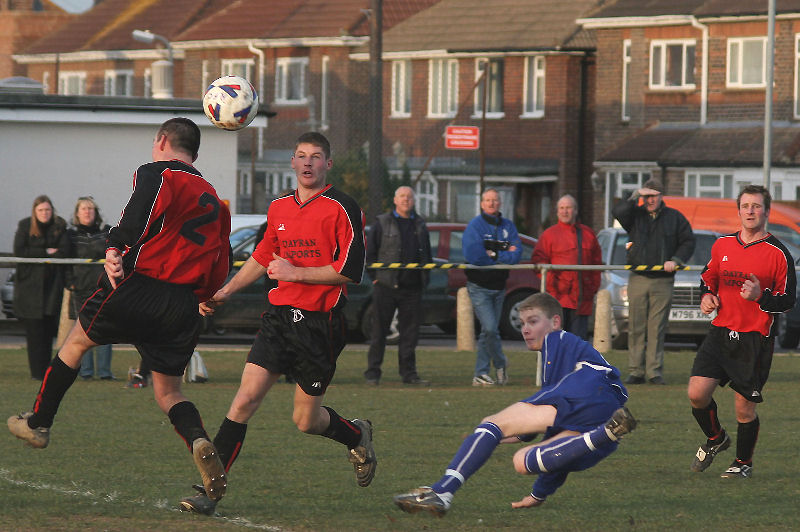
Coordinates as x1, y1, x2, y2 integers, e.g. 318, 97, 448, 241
248, 41, 265, 160
690, 17, 708, 125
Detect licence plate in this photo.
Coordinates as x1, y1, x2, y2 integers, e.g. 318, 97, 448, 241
670, 309, 712, 321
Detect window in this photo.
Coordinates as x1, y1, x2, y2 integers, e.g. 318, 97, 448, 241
321, 55, 330, 129
222, 59, 254, 80
686, 172, 734, 198
428, 59, 458, 118
104, 70, 133, 96
522, 56, 545, 117
144, 68, 152, 98
795, 35, 800, 118
474, 58, 504, 117
275, 57, 308, 104
608, 170, 652, 199
622, 40, 631, 121
728, 37, 766, 88
42, 71, 50, 94
391, 60, 411, 117
58, 72, 86, 95
649, 40, 695, 89
415, 174, 437, 217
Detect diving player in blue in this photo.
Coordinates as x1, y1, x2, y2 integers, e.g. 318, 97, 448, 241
394, 292, 637, 516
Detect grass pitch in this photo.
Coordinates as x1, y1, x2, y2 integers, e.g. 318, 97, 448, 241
1, 343, 799, 531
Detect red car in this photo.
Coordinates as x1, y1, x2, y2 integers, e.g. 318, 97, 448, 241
426, 223, 539, 339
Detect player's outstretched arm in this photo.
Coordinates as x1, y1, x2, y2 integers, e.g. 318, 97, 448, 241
267, 252, 353, 285
213, 255, 268, 302
511, 494, 545, 509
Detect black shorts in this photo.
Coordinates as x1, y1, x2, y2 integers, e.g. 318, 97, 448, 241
78, 272, 201, 376
247, 302, 347, 396
692, 325, 774, 403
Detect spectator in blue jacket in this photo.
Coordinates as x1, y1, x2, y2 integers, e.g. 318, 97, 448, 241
462, 188, 522, 386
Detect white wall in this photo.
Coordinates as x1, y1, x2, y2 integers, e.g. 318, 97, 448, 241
0, 104, 262, 317
0, 109, 243, 254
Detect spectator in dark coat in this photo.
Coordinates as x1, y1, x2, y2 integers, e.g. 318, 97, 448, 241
67, 196, 114, 380
13, 195, 69, 380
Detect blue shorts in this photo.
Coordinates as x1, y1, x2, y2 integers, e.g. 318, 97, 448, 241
521, 365, 626, 433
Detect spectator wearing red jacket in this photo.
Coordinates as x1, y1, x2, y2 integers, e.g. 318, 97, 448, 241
531, 194, 602, 339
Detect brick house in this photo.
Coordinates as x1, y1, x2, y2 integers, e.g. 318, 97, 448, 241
0, 0, 74, 80
352, 0, 603, 235
579, 0, 800, 229
12, 0, 438, 214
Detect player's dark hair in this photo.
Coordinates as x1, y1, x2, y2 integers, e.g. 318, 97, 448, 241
518, 292, 563, 321
737, 184, 771, 211
158, 117, 201, 160
295, 131, 331, 159
72, 196, 103, 227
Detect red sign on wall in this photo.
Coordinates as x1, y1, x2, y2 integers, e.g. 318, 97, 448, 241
445, 125, 480, 150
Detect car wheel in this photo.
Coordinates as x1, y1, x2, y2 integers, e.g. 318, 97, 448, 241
499, 291, 535, 340
361, 305, 400, 345
777, 314, 800, 349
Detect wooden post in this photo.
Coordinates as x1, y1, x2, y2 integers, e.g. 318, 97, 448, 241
456, 286, 475, 351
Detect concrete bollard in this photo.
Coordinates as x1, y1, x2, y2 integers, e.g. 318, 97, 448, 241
456, 286, 475, 352
593, 288, 612, 353
56, 288, 75, 349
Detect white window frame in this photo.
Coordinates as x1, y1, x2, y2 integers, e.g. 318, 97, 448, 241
42, 71, 50, 94
275, 57, 308, 105
649, 39, 696, 90
685, 171, 735, 198
473, 58, 504, 118
427, 58, 458, 118
521, 56, 545, 118
415, 173, 438, 217
391, 60, 412, 118
795, 34, 800, 118
320, 55, 330, 130
103, 69, 134, 97
622, 39, 631, 121
727, 36, 767, 88
221, 59, 254, 80
608, 169, 653, 199
58, 71, 86, 95
144, 68, 152, 98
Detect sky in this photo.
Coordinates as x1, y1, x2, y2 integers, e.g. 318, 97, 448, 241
50, 0, 93, 13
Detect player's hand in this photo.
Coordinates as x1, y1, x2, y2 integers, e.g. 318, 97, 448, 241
199, 298, 222, 316
740, 273, 761, 301
700, 293, 720, 314
267, 252, 296, 281
104, 249, 123, 289
511, 495, 545, 509
664, 260, 678, 272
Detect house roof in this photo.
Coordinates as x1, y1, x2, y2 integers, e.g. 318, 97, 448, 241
585, 0, 800, 20
375, 0, 602, 54
23, 0, 233, 54
21, 0, 442, 54
598, 123, 800, 167
177, 0, 440, 41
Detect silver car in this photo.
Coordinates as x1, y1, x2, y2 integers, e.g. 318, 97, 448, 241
595, 227, 720, 349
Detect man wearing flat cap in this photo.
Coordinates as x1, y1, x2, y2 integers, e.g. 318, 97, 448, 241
613, 178, 695, 385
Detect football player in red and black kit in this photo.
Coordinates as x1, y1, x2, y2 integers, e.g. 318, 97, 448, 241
688, 184, 795, 479
8, 118, 232, 503
179, 131, 373, 515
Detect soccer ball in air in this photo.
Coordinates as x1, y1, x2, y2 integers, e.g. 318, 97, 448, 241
202, 75, 259, 131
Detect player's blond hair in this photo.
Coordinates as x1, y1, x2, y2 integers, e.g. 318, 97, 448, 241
518, 292, 563, 321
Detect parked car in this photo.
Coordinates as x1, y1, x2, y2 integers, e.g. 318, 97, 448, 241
1, 271, 14, 319
774, 242, 800, 348
204, 222, 539, 340
595, 227, 721, 349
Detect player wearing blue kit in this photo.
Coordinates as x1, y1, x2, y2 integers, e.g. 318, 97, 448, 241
394, 292, 637, 516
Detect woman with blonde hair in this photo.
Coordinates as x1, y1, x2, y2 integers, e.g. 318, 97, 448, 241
67, 196, 114, 380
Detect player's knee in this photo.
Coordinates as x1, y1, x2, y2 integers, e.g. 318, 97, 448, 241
512, 447, 532, 475
292, 411, 316, 433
